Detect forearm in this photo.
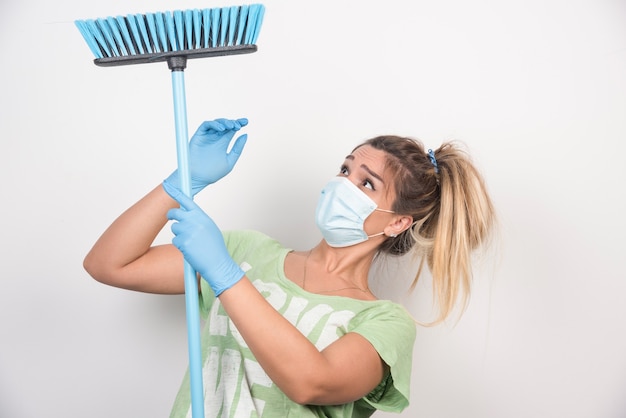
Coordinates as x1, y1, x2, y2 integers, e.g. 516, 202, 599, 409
84, 184, 186, 293
218, 278, 384, 405
219, 278, 328, 403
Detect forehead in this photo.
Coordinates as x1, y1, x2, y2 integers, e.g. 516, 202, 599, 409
347, 145, 390, 173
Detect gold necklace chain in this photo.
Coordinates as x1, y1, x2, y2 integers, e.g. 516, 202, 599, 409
302, 250, 371, 294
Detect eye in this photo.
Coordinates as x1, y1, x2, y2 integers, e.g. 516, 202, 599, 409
339, 164, 376, 191
361, 178, 375, 191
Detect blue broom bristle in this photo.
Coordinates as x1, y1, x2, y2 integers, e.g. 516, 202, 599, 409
75, 4, 265, 59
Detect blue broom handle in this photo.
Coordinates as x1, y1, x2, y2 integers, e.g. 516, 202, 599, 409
171, 70, 205, 418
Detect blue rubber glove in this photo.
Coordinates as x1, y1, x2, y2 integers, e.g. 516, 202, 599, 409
164, 181, 245, 296
165, 118, 248, 196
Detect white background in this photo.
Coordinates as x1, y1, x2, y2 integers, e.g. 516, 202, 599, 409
1, 0, 625, 417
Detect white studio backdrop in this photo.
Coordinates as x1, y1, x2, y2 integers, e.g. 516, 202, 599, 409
1, 0, 625, 417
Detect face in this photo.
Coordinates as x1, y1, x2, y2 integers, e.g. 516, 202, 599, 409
337, 145, 398, 237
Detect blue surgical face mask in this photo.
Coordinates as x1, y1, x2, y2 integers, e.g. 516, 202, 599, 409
315, 176, 394, 248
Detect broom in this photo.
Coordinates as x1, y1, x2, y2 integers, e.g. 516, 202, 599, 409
75, 5, 265, 417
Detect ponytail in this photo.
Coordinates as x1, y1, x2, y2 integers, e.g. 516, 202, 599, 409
424, 142, 495, 324
360, 137, 496, 325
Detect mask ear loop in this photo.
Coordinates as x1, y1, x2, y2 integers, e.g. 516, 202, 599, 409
375, 209, 398, 238
387, 213, 419, 239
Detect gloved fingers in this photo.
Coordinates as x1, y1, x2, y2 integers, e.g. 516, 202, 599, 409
163, 181, 198, 213
166, 207, 186, 222
214, 118, 236, 130
169, 211, 208, 250
169, 218, 191, 236
195, 120, 226, 136
193, 126, 237, 150
226, 134, 248, 165
196, 118, 246, 136
171, 234, 188, 252
214, 117, 248, 130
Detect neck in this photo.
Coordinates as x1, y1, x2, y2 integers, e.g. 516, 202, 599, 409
303, 242, 376, 296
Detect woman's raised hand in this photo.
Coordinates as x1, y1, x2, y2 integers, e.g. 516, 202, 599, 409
165, 118, 248, 196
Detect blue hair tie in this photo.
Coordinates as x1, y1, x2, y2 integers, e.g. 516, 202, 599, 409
427, 149, 439, 174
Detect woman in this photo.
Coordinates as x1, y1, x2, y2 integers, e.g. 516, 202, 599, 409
83, 117, 495, 417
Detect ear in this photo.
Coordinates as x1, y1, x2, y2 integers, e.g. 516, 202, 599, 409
385, 215, 413, 237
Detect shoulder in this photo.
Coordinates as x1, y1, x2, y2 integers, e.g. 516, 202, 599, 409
223, 229, 282, 249
223, 230, 289, 260
351, 301, 416, 340
223, 229, 271, 241
349, 301, 416, 372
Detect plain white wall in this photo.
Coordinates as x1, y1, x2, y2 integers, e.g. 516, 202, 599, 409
1, 0, 625, 417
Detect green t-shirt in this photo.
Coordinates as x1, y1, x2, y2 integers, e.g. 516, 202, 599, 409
170, 230, 416, 418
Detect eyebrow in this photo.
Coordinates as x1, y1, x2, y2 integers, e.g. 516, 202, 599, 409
345, 155, 385, 184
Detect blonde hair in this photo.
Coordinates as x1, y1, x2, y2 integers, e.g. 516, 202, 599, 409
357, 137, 496, 325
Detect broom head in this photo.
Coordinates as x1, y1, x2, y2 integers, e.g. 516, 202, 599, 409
75, 4, 265, 67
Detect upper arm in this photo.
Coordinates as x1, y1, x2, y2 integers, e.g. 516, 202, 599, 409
84, 243, 186, 294
298, 307, 415, 408
307, 332, 386, 405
